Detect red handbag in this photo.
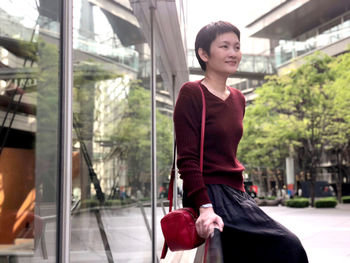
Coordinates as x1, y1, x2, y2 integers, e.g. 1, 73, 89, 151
160, 204, 205, 252
161, 84, 207, 259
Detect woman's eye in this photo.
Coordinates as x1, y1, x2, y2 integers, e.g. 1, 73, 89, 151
221, 45, 228, 48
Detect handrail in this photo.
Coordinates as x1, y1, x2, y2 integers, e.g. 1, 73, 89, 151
187, 49, 276, 76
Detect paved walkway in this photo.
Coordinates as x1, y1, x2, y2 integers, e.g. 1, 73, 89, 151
260, 204, 350, 263
162, 204, 350, 263
4, 203, 348, 262
49, 203, 350, 263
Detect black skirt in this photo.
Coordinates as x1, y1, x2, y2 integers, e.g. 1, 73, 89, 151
204, 184, 309, 263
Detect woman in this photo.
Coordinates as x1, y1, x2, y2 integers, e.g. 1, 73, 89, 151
173, 21, 308, 262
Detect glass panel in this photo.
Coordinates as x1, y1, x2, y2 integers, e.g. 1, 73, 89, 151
275, 13, 350, 67
155, 76, 174, 256
318, 18, 341, 34
71, 0, 156, 262
0, 0, 61, 262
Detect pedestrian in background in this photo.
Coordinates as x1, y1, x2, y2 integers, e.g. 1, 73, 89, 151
173, 21, 309, 262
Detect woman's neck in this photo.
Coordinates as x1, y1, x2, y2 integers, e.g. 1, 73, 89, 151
201, 72, 230, 101
202, 71, 228, 93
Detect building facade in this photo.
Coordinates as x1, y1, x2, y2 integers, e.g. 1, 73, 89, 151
0, 0, 188, 262
247, 0, 350, 75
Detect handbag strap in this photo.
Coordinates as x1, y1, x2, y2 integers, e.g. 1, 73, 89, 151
161, 83, 207, 260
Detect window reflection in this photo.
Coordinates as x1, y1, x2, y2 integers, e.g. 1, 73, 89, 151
0, 0, 178, 261
0, 0, 61, 262
71, 0, 173, 262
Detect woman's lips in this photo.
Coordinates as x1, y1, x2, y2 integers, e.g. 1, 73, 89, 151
226, 61, 237, 66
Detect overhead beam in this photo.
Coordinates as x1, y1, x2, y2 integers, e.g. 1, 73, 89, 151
189, 67, 271, 80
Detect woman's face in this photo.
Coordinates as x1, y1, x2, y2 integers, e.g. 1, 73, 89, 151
201, 32, 241, 75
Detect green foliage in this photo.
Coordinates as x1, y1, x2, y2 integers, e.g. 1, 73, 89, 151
315, 197, 337, 208
73, 62, 123, 141
324, 51, 350, 150
286, 198, 310, 208
258, 196, 276, 200
238, 51, 350, 204
156, 110, 174, 177
341, 196, 350, 203
113, 80, 152, 182
240, 54, 334, 170
72, 61, 124, 200
139, 197, 151, 202
121, 199, 135, 205
81, 199, 100, 208
104, 200, 122, 207
17, 38, 38, 61
74, 61, 122, 87
111, 81, 173, 188
72, 62, 173, 198
36, 39, 60, 201
293, 196, 305, 199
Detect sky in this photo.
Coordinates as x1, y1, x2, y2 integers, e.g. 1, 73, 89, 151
186, 0, 286, 54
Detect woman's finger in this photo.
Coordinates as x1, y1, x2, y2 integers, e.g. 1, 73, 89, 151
213, 215, 224, 231
196, 218, 207, 238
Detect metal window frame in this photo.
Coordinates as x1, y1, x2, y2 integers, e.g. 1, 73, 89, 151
150, 5, 158, 263
57, 0, 73, 261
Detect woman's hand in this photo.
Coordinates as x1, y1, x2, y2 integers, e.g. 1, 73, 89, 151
196, 207, 224, 239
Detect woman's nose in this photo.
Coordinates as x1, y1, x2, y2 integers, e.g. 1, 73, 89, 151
228, 48, 239, 57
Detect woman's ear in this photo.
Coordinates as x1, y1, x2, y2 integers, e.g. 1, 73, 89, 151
198, 48, 209, 63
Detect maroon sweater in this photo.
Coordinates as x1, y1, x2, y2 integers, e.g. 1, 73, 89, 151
173, 80, 246, 209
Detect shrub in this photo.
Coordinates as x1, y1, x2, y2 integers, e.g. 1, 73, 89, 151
286, 198, 309, 208
258, 196, 276, 200
266, 196, 277, 200
315, 197, 337, 208
342, 196, 350, 203
81, 199, 100, 208
105, 200, 122, 207
121, 199, 135, 205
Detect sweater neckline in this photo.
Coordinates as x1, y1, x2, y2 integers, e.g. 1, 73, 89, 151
198, 80, 232, 103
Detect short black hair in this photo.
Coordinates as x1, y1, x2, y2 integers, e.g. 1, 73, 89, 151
195, 21, 240, 71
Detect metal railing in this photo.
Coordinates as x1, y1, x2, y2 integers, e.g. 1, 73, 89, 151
187, 49, 276, 79
275, 18, 350, 67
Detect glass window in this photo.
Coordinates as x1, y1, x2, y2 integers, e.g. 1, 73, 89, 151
344, 12, 350, 22
319, 18, 341, 34
0, 0, 62, 262
71, 0, 173, 262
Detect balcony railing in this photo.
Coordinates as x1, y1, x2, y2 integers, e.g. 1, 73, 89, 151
275, 20, 350, 67
0, 10, 139, 71
187, 49, 276, 78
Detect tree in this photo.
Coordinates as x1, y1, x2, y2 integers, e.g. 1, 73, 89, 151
36, 39, 60, 202
239, 95, 295, 195
324, 51, 350, 201
239, 53, 336, 206
111, 81, 173, 196
73, 61, 122, 200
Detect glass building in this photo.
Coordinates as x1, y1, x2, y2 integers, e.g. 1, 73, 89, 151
246, 0, 350, 72
0, 0, 188, 262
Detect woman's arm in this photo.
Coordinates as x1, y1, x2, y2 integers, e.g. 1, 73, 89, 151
174, 83, 224, 238
173, 83, 211, 208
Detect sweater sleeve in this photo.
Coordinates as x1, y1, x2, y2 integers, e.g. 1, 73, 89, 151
173, 83, 211, 209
